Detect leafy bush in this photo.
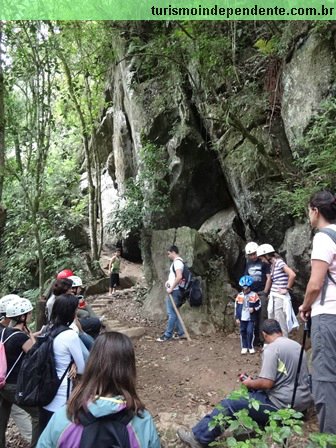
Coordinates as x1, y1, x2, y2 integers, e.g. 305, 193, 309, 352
108, 141, 169, 237
208, 386, 336, 448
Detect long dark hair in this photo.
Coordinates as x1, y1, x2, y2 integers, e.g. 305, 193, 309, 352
67, 332, 145, 421
310, 190, 336, 223
50, 294, 78, 327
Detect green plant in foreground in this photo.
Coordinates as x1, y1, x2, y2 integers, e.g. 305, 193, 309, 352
207, 386, 336, 447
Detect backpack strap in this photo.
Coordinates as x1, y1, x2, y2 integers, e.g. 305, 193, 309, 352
318, 228, 336, 305
78, 408, 133, 427
1, 328, 24, 380
49, 326, 73, 391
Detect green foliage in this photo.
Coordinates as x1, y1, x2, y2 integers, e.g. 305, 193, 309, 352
254, 37, 280, 57
273, 98, 336, 218
0, 156, 86, 293
208, 386, 333, 448
109, 141, 169, 237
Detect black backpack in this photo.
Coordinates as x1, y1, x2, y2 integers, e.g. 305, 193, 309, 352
15, 326, 72, 407
186, 277, 203, 307
173, 258, 203, 307
77, 408, 132, 448
173, 257, 193, 291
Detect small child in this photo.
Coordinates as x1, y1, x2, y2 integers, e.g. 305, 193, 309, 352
108, 248, 121, 295
235, 275, 261, 355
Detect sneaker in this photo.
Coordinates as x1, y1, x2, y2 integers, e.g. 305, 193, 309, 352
241, 348, 248, 355
249, 348, 256, 354
156, 335, 172, 342
173, 333, 187, 340
177, 428, 203, 448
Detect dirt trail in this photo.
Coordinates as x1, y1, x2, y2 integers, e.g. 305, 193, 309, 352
89, 289, 263, 447
6, 260, 318, 447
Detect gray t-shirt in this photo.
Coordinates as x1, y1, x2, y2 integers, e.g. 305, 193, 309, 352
259, 337, 312, 411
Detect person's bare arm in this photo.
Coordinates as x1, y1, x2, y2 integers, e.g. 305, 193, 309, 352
167, 269, 183, 294
278, 265, 296, 295
22, 338, 34, 353
242, 376, 274, 390
299, 259, 329, 320
109, 255, 116, 272
264, 274, 272, 294
284, 265, 296, 288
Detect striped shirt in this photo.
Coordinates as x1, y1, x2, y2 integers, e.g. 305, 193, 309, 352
270, 258, 288, 293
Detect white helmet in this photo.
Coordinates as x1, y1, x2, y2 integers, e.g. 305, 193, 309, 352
6, 298, 33, 318
245, 242, 258, 255
0, 294, 21, 314
256, 243, 275, 257
68, 275, 83, 287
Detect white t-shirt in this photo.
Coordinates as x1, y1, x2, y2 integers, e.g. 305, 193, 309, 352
46, 294, 56, 321
44, 329, 85, 412
311, 224, 336, 317
167, 258, 184, 291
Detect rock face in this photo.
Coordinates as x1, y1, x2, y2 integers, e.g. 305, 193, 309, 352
89, 25, 336, 330
282, 34, 335, 149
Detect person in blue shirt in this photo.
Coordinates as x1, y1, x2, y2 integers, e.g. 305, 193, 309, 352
244, 242, 271, 344
235, 275, 261, 354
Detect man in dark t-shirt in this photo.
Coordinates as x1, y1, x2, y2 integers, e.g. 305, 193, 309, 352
244, 242, 271, 344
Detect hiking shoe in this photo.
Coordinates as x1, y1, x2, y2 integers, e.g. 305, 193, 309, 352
173, 333, 187, 340
177, 428, 203, 448
241, 348, 248, 355
249, 348, 255, 354
156, 335, 172, 342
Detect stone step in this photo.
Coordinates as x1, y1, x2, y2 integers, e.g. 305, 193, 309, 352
103, 319, 123, 328
106, 325, 146, 339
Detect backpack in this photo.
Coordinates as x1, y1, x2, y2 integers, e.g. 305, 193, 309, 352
15, 326, 72, 407
0, 328, 24, 389
58, 408, 133, 448
173, 259, 203, 307
186, 277, 203, 307
318, 228, 336, 305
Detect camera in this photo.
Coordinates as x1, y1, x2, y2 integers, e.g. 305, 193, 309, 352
239, 373, 249, 382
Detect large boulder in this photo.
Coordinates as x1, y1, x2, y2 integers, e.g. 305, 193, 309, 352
142, 227, 212, 326
280, 222, 312, 292
199, 208, 245, 282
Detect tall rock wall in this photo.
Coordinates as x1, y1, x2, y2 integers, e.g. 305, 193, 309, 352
92, 24, 336, 330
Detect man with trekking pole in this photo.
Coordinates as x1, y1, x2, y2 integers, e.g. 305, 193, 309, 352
156, 245, 187, 342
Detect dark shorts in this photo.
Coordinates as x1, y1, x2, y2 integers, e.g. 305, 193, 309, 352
110, 273, 120, 288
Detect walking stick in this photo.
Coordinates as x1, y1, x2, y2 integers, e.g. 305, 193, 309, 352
291, 319, 311, 408
169, 294, 192, 341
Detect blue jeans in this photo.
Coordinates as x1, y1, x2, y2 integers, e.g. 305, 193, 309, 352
192, 390, 278, 445
240, 320, 255, 349
164, 289, 184, 338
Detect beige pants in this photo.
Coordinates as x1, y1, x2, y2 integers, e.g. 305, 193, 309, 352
11, 404, 32, 442
268, 292, 289, 337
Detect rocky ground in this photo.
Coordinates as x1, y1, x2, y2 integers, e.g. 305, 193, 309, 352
6, 260, 318, 447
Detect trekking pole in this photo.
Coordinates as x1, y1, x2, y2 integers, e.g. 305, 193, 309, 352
291, 318, 311, 408
168, 294, 192, 341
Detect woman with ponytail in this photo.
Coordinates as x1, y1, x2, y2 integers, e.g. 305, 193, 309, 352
299, 190, 336, 435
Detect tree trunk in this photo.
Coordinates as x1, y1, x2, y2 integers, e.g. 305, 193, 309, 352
0, 22, 5, 202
